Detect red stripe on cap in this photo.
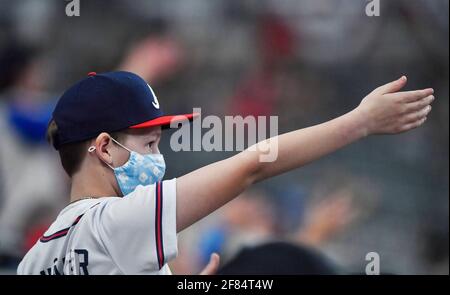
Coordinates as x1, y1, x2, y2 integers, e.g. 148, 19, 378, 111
130, 113, 199, 129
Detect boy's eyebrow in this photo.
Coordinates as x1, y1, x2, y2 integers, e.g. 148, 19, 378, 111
147, 130, 162, 140
153, 129, 162, 137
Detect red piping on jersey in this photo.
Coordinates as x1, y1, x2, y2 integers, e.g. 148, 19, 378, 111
40, 215, 83, 243
39, 203, 100, 243
155, 182, 164, 269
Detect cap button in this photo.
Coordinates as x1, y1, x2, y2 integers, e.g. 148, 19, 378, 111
87, 72, 97, 77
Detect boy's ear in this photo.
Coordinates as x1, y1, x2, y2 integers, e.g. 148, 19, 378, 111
94, 132, 114, 165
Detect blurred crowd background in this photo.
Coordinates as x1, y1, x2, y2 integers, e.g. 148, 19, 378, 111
0, 0, 448, 275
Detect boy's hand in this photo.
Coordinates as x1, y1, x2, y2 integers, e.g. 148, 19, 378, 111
356, 76, 434, 136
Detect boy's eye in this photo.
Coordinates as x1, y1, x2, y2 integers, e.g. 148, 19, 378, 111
148, 142, 155, 148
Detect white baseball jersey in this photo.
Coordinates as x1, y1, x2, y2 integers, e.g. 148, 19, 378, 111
17, 179, 178, 275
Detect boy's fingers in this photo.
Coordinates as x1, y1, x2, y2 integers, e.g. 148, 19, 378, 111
199, 253, 220, 275
404, 95, 434, 113
374, 76, 407, 95
400, 117, 427, 133
401, 106, 432, 124
390, 89, 434, 103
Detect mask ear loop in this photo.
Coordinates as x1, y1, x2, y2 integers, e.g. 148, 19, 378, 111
87, 145, 114, 169
110, 137, 132, 153
88, 137, 131, 152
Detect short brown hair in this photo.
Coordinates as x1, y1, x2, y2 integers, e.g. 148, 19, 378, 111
46, 120, 124, 177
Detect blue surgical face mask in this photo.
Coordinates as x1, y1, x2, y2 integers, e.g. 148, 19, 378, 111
88, 137, 166, 196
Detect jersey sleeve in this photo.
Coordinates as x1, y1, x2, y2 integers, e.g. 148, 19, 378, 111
95, 179, 178, 274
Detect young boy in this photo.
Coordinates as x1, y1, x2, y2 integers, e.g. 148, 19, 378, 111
17, 71, 434, 275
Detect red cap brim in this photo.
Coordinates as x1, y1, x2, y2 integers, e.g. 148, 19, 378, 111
129, 113, 199, 129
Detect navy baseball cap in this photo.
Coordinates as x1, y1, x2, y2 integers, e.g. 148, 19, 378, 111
51, 71, 196, 150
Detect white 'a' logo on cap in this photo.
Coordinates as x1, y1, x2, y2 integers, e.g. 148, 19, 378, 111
147, 84, 160, 109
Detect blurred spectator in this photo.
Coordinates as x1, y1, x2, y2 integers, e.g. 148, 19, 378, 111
418, 216, 449, 274
218, 241, 338, 275
268, 0, 382, 66
0, 42, 67, 267
296, 188, 360, 248
181, 187, 360, 274
118, 35, 183, 84
171, 172, 380, 275
228, 14, 295, 117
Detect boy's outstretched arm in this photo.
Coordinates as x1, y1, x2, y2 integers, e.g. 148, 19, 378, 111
176, 76, 434, 232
